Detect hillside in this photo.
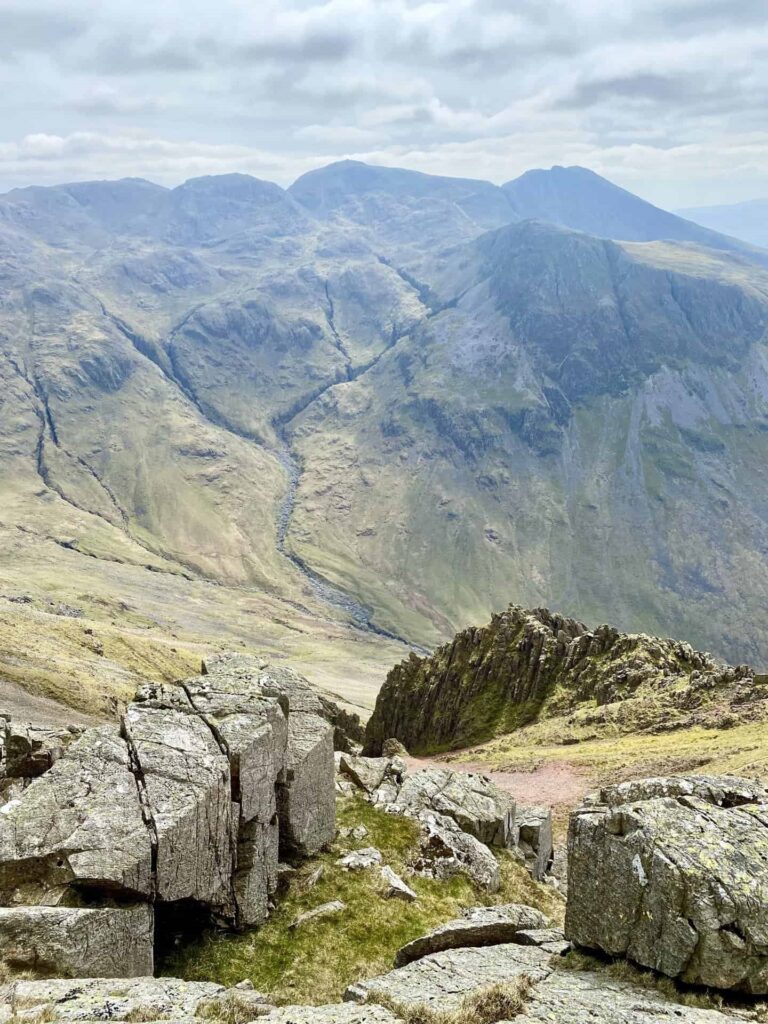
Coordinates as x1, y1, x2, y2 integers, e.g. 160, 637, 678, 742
364, 605, 768, 756
3, 162, 768, 705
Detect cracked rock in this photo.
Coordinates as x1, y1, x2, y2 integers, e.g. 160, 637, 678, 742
566, 774, 768, 993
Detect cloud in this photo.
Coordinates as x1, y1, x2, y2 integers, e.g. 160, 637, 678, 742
0, 0, 766, 207
0, 4, 87, 56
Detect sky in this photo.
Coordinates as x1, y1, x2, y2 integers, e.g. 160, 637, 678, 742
0, 0, 766, 208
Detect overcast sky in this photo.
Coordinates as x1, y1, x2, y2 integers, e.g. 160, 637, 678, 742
0, 0, 766, 207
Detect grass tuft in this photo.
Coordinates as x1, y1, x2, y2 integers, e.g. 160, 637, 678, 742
377, 977, 536, 1024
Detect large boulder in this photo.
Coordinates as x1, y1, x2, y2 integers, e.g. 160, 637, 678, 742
0, 725, 153, 905
125, 688, 235, 912
0, 653, 339, 977
0, 905, 153, 978
394, 904, 549, 966
566, 775, 768, 993
409, 810, 501, 891
392, 768, 515, 847
277, 712, 335, 857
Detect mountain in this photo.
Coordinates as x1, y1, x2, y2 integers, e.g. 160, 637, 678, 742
364, 605, 768, 756
289, 159, 517, 255
677, 199, 768, 251
2, 162, 768, 710
503, 165, 765, 257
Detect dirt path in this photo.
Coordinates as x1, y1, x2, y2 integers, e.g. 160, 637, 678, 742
0, 677, 101, 730
405, 754, 593, 816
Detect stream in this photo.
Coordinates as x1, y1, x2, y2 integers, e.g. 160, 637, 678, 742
274, 434, 414, 646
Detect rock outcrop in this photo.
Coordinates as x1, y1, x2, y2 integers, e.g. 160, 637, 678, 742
566, 774, 768, 993
0, 653, 340, 977
394, 904, 549, 966
364, 606, 768, 754
390, 768, 515, 847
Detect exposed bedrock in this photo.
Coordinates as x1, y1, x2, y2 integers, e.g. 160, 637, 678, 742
565, 774, 768, 993
0, 653, 340, 977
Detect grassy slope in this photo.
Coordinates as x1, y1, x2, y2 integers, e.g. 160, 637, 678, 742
167, 795, 562, 1005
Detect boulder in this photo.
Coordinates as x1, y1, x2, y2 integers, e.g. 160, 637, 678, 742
409, 810, 500, 891
516, 969, 737, 1022
394, 904, 549, 966
277, 712, 335, 857
338, 754, 392, 794
0, 726, 153, 904
345, 942, 551, 1011
337, 848, 382, 870
0, 905, 153, 978
393, 769, 514, 847
566, 775, 768, 993
1, 721, 69, 779
124, 692, 234, 910
515, 928, 570, 955
515, 805, 553, 881
380, 866, 417, 902
202, 653, 364, 752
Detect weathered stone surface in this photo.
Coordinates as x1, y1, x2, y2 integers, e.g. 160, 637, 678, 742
394, 769, 514, 847
515, 927, 570, 954
337, 848, 382, 870
0, 725, 152, 904
183, 676, 288, 825
380, 866, 417, 902
1, 721, 69, 779
264, 1006, 401, 1023
566, 775, 768, 993
345, 942, 550, 1010
125, 694, 234, 909
394, 904, 548, 966
290, 900, 346, 929
338, 755, 392, 794
590, 774, 768, 809
409, 810, 500, 891
516, 969, 738, 1022
515, 805, 553, 881
234, 817, 279, 928
202, 653, 364, 752
0, 905, 153, 978
4, 977, 234, 1022
278, 712, 335, 857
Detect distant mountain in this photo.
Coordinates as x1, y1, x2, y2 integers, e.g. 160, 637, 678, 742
3, 164, 768, 672
502, 165, 764, 258
289, 159, 517, 255
677, 199, 768, 251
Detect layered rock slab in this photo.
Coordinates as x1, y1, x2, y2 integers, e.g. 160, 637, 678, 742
566, 775, 768, 993
394, 904, 548, 966
345, 942, 551, 1010
2, 977, 268, 1023
0, 905, 153, 978
516, 970, 738, 1023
